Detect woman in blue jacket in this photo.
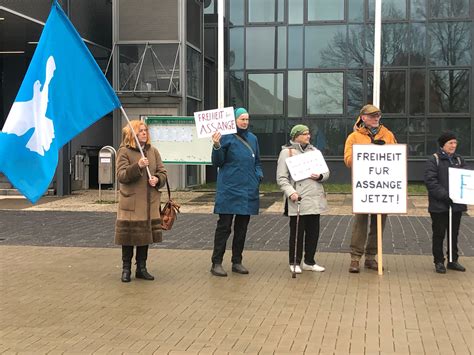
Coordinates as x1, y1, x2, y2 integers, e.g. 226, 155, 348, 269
210, 108, 263, 277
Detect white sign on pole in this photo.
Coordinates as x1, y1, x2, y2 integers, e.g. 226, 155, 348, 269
449, 167, 474, 205
194, 107, 236, 138
285, 150, 329, 182
352, 144, 407, 214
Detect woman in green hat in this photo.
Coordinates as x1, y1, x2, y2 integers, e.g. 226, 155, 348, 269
277, 124, 329, 274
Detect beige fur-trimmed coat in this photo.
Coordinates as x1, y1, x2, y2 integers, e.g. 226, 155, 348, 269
115, 143, 167, 246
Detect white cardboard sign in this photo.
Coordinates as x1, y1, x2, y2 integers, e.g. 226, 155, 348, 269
194, 107, 236, 138
449, 167, 474, 205
352, 144, 407, 214
285, 150, 329, 182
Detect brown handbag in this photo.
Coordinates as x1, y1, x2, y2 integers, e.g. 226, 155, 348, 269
160, 179, 180, 230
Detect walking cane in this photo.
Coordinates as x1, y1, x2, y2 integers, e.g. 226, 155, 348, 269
292, 196, 302, 279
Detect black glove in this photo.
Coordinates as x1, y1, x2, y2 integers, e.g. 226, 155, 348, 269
446, 197, 454, 206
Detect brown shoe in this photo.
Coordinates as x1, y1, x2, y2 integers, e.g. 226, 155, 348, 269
349, 260, 360, 273
364, 259, 382, 271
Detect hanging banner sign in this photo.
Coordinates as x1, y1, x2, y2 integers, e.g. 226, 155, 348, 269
194, 107, 236, 138
449, 167, 474, 205
352, 144, 407, 214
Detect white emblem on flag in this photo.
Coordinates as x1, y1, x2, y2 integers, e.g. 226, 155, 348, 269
3, 56, 56, 156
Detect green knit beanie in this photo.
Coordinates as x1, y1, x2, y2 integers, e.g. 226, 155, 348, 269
290, 124, 309, 139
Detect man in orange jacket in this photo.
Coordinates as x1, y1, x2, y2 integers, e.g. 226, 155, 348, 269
344, 104, 397, 273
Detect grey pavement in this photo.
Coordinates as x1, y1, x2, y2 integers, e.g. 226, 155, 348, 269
1, 193, 473, 354
0, 211, 472, 257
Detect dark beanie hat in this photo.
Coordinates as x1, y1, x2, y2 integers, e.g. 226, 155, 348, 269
438, 131, 457, 147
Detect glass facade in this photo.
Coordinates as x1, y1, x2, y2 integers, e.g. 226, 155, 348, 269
224, 0, 473, 158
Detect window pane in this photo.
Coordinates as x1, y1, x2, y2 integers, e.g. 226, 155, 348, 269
204, 0, 215, 14
288, 71, 303, 117
229, 71, 245, 108
429, 70, 469, 113
382, 118, 407, 143
382, 24, 408, 66
410, 0, 427, 20
430, 0, 470, 18
347, 25, 365, 68
277, 27, 287, 69
365, 24, 374, 66
246, 27, 275, 69
305, 118, 348, 156
250, 119, 274, 155
288, 26, 303, 68
229, 0, 244, 25
187, 46, 202, 99
277, 0, 284, 22
408, 118, 426, 156
248, 73, 284, 114
204, 28, 216, 60
348, 0, 364, 22
429, 22, 471, 66
410, 70, 425, 115
410, 23, 426, 66
368, 71, 406, 113
186, 98, 199, 116
249, 0, 275, 22
305, 25, 346, 68
308, 0, 345, 21
187, 0, 201, 48
229, 28, 244, 70
289, 0, 304, 24
369, 0, 407, 20
307, 72, 344, 115
427, 118, 470, 156
118, 44, 180, 93
347, 70, 364, 116
381, 71, 406, 114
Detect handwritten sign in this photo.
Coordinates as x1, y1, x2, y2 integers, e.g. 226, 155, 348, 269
352, 144, 407, 214
194, 107, 236, 138
285, 150, 329, 182
449, 167, 474, 205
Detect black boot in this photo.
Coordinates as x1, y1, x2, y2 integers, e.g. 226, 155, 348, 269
136, 245, 154, 280
136, 260, 154, 280
121, 246, 133, 282
121, 261, 131, 282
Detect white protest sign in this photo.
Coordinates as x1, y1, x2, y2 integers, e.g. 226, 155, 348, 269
352, 144, 407, 214
194, 107, 236, 138
449, 167, 474, 205
285, 150, 329, 182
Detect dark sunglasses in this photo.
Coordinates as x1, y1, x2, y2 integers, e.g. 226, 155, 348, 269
372, 139, 385, 145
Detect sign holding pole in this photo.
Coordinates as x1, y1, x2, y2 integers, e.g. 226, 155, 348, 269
352, 144, 407, 275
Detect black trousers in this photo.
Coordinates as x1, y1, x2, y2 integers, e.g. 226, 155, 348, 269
211, 214, 250, 264
122, 245, 149, 262
289, 214, 320, 265
430, 211, 462, 264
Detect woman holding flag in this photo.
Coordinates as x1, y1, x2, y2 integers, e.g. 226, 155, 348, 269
115, 120, 167, 282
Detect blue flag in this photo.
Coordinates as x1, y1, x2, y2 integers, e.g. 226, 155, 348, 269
0, 1, 121, 203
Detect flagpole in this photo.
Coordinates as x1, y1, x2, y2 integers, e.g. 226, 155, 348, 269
217, 0, 224, 109
373, 0, 383, 275
119, 106, 152, 180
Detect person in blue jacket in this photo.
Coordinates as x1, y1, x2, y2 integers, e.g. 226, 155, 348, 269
210, 107, 263, 277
